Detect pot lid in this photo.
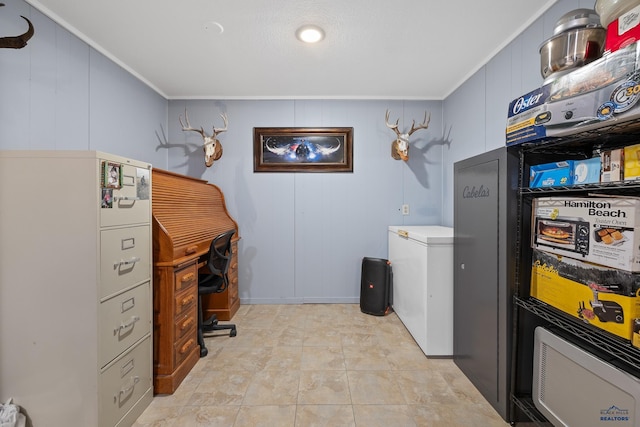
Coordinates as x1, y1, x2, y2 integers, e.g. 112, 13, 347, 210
554, 8, 602, 34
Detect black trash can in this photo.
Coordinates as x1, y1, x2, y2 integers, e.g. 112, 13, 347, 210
360, 257, 393, 316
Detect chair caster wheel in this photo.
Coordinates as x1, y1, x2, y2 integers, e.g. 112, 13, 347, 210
230, 329, 237, 337
200, 347, 208, 357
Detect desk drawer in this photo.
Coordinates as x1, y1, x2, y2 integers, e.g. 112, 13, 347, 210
100, 225, 150, 298
174, 285, 196, 319
174, 333, 197, 368
174, 263, 197, 293
100, 336, 152, 427
174, 312, 197, 342
101, 163, 150, 227
99, 282, 151, 368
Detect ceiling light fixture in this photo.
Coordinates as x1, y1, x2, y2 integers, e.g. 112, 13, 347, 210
295, 25, 325, 43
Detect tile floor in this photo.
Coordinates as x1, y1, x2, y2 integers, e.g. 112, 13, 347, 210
133, 304, 510, 427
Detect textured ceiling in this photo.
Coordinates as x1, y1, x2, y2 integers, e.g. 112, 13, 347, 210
26, 0, 557, 100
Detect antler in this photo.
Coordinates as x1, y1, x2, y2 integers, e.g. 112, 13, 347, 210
212, 113, 228, 138
179, 108, 207, 138
0, 6, 34, 50
407, 111, 431, 136
385, 110, 402, 137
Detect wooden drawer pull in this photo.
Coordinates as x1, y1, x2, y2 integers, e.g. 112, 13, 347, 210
231, 277, 238, 285
181, 295, 195, 307
180, 272, 195, 283
180, 318, 194, 331
180, 339, 195, 354
185, 245, 198, 255
231, 262, 238, 269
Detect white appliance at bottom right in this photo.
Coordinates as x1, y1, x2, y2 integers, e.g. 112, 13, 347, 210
388, 225, 454, 357
533, 327, 640, 426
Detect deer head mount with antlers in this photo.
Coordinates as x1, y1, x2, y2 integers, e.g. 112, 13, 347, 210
179, 109, 228, 167
0, 3, 34, 49
385, 110, 431, 161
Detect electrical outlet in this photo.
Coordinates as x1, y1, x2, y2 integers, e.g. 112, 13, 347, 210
402, 204, 410, 215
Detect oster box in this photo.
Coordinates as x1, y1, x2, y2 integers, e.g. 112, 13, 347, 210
506, 86, 551, 146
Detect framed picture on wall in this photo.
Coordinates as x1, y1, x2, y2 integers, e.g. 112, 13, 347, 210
253, 127, 353, 172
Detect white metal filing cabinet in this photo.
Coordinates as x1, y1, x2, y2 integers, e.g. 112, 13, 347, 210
388, 225, 454, 356
0, 151, 153, 427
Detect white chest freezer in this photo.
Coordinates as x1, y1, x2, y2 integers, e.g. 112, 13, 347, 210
388, 225, 454, 356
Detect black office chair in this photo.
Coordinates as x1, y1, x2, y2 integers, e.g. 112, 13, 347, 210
198, 229, 237, 357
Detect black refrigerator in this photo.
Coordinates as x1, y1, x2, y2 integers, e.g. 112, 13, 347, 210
453, 147, 519, 422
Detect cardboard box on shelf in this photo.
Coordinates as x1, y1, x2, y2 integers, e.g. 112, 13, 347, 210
531, 249, 640, 341
624, 143, 640, 181
530, 161, 574, 188
572, 157, 601, 185
506, 42, 640, 146
604, 5, 640, 54
506, 86, 550, 146
601, 148, 624, 182
532, 196, 640, 272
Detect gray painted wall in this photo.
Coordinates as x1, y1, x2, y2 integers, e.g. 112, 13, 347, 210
1, 0, 589, 303
167, 100, 444, 303
0, 0, 167, 165
441, 0, 596, 226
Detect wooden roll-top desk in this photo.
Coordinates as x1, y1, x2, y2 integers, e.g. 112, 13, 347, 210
151, 168, 239, 394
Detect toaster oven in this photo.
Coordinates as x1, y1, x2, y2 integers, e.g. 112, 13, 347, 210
534, 217, 590, 256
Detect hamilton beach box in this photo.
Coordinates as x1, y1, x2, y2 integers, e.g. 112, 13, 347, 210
531, 249, 640, 342
532, 196, 640, 272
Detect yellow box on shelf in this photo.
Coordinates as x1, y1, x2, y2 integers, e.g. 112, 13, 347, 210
531, 249, 640, 342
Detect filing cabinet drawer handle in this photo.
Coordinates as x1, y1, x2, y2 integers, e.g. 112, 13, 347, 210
114, 315, 140, 335
114, 257, 141, 269
113, 196, 140, 202
398, 229, 409, 238
181, 295, 195, 307
117, 376, 140, 405
180, 272, 195, 283
180, 318, 194, 331
180, 339, 195, 355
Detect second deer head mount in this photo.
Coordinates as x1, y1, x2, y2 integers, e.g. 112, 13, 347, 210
179, 109, 228, 168
385, 109, 430, 161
